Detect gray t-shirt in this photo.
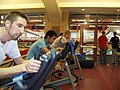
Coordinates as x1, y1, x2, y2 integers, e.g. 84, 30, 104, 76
0, 40, 20, 65
51, 36, 67, 48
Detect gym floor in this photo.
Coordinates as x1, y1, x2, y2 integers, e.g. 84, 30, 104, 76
58, 56, 120, 90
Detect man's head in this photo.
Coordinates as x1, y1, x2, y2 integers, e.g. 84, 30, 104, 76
64, 30, 71, 39
113, 32, 117, 36
102, 31, 105, 35
44, 30, 57, 44
5, 11, 28, 40
59, 32, 64, 36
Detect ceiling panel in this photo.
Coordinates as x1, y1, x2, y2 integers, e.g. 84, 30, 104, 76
0, 0, 120, 20
63, 7, 120, 15
0, 0, 42, 4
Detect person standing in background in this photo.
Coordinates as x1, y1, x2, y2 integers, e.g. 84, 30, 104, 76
110, 32, 119, 64
98, 31, 108, 64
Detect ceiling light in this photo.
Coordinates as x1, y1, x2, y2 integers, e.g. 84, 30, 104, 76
81, 9, 85, 11
29, 20, 42, 22
1, 21, 4, 24
77, 19, 86, 22
71, 19, 76, 22
117, 9, 120, 12
84, 21, 87, 24
1, 15, 4, 19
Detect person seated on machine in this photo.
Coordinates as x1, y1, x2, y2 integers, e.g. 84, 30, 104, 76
26, 30, 57, 60
0, 11, 42, 80
51, 30, 71, 70
59, 32, 64, 37
51, 30, 71, 51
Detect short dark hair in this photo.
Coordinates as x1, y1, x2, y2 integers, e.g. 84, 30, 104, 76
102, 31, 105, 34
114, 32, 117, 35
44, 30, 57, 39
59, 32, 64, 36
5, 11, 28, 23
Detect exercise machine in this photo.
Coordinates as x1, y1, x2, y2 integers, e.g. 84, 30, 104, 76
0, 50, 56, 90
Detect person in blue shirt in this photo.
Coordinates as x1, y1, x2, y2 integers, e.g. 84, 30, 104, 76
26, 30, 57, 60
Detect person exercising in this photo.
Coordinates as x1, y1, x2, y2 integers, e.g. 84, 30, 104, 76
0, 11, 42, 79
26, 30, 57, 60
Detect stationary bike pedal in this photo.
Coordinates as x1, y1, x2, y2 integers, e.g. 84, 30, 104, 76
58, 72, 62, 77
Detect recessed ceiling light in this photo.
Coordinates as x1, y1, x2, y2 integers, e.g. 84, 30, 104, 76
117, 9, 120, 12
1, 15, 4, 19
81, 9, 85, 11
1, 21, 4, 24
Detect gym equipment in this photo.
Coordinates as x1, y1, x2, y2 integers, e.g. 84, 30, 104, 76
77, 53, 95, 68
45, 41, 83, 90
79, 60, 95, 68
0, 50, 56, 90
67, 40, 83, 80
52, 40, 83, 81
44, 41, 77, 90
0, 60, 15, 67
76, 45, 95, 68
0, 42, 78, 90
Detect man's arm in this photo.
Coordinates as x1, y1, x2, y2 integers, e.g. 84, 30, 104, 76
13, 56, 24, 64
0, 59, 42, 79
14, 56, 30, 65
41, 47, 50, 54
0, 64, 26, 79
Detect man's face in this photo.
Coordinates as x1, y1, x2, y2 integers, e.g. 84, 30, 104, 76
49, 36, 56, 44
65, 33, 71, 39
7, 17, 27, 40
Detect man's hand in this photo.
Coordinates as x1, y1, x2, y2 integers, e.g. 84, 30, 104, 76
24, 59, 42, 73
57, 47, 63, 51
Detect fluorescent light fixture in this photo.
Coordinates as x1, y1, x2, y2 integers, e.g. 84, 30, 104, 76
84, 21, 87, 24
71, 19, 76, 22
117, 9, 120, 12
29, 20, 43, 22
77, 19, 86, 22
113, 20, 120, 22
1, 15, 4, 19
81, 8, 85, 11
1, 21, 4, 24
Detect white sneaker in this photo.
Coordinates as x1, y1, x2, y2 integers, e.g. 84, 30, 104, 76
74, 82, 78, 87
72, 75, 78, 87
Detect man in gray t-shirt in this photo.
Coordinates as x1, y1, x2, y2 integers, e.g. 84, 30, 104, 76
51, 30, 71, 70
51, 30, 71, 51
